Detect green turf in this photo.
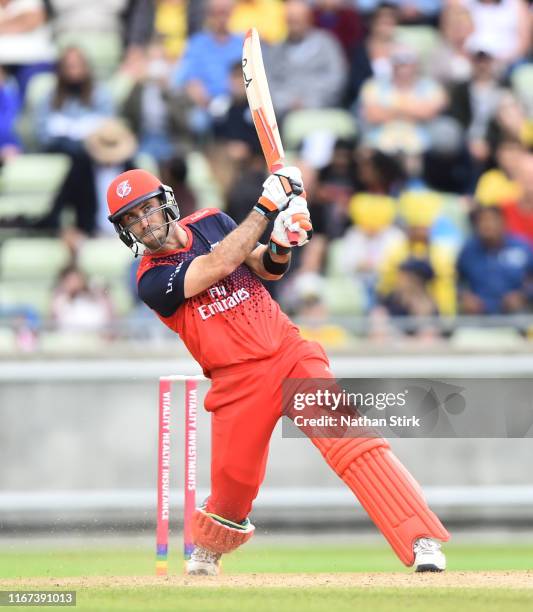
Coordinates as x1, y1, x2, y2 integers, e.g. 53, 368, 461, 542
64, 587, 533, 612
0, 544, 531, 611
0, 587, 531, 612
0, 543, 532, 577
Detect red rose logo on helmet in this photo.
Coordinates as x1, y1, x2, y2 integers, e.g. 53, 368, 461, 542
116, 180, 132, 198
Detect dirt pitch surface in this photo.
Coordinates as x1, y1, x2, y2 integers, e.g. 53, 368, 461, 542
1, 572, 531, 590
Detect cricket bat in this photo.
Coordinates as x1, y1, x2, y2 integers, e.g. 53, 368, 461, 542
242, 28, 300, 245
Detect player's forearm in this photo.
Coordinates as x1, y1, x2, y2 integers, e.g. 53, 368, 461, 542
213, 210, 269, 274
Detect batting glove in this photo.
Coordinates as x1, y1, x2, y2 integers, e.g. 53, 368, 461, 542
269, 196, 313, 255
254, 166, 304, 220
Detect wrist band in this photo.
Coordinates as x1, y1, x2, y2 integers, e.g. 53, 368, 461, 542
254, 197, 279, 220
269, 239, 291, 256
262, 249, 290, 275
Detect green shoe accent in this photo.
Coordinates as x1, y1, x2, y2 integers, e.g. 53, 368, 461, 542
205, 512, 250, 531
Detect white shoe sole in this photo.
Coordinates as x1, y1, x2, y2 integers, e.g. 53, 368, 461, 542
415, 563, 445, 573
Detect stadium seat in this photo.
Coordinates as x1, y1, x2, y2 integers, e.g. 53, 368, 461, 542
0, 327, 16, 352
324, 240, 366, 315
39, 331, 109, 354
186, 151, 224, 209
107, 72, 136, 108
282, 109, 357, 152
510, 64, 533, 115
0, 154, 70, 195
0, 238, 70, 281
325, 238, 347, 278
395, 26, 439, 69
56, 32, 122, 80
323, 278, 364, 316
135, 152, 159, 176
450, 327, 524, 349
0, 327, 17, 354
25, 72, 56, 108
440, 194, 469, 239
16, 72, 57, 151
0, 281, 53, 317
77, 238, 134, 316
105, 284, 134, 317
78, 238, 132, 281
0, 194, 53, 218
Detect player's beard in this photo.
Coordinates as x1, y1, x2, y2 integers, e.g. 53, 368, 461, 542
141, 219, 179, 253
141, 223, 169, 252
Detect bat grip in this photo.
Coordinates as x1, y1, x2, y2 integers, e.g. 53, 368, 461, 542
270, 162, 300, 246
286, 230, 300, 247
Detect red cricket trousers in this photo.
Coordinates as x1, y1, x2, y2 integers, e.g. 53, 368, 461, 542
204, 335, 332, 523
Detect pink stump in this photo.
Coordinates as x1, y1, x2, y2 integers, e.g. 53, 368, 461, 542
156, 378, 172, 575
184, 379, 198, 560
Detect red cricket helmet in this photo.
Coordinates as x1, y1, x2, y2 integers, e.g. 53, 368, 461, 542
107, 169, 180, 254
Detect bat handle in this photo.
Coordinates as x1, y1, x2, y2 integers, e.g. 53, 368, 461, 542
286, 230, 300, 247
270, 162, 300, 246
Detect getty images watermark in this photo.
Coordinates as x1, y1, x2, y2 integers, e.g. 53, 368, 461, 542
281, 378, 533, 438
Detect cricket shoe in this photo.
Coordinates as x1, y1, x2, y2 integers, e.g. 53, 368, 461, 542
413, 538, 446, 572
186, 546, 221, 576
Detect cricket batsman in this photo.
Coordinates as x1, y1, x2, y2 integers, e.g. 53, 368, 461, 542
107, 166, 449, 575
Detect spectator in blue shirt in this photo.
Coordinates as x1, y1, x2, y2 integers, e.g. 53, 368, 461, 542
354, 0, 441, 25
457, 206, 533, 314
33, 46, 114, 157
0, 66, 21, 161
172, 0, 244, 136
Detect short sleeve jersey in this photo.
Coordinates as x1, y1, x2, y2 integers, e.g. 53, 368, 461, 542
136, 209, 299, 375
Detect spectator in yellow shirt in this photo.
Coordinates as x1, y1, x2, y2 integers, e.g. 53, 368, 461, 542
155, 0, 189, 61
229, 0, 287, 44
377, 192, 457, 316
475, 140, 524, 207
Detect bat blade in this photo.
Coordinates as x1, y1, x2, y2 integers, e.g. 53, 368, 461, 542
242, 28, 284, 171
242, 27, 299, 245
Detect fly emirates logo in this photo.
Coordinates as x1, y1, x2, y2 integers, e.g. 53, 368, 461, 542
197, 285, 250, 320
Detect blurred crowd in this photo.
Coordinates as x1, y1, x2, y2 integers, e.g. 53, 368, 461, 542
2, 0, 533, 348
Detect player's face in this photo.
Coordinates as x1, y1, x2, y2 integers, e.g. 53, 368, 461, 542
120, 197, 169, 251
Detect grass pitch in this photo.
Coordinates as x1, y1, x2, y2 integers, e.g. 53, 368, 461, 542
0, 542, 531, 611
